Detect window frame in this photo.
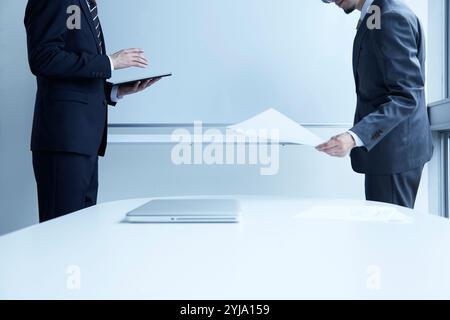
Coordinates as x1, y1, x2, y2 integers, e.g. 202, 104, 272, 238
428, 0, 450, 217
446, 0, 450, 98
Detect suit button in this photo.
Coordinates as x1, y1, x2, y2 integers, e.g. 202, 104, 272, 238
103, 100, 108, 106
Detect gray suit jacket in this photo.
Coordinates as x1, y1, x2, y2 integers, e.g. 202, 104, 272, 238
350, 0, 433, 175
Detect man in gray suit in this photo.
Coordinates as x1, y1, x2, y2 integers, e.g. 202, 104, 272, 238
317, 0, 433, 208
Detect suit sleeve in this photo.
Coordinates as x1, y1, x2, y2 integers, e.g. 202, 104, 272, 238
350, 12, 425, 152
24, 0, 111, 79
105, 82, 117, 106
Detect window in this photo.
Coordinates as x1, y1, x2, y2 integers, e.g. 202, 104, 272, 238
428, 0, 450, 217
447, 0, 450, 97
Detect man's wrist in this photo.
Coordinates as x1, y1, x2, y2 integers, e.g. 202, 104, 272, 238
348, 130, 364, 148
111, 85, 122, 103
347, 132, 356, 148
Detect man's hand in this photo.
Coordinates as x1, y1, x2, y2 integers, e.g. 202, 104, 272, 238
109, 48, 149, 70
117, 78, 162, 98
316, 132, 356, 158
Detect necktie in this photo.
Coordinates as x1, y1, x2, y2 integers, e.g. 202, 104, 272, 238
86, 0, 103, 54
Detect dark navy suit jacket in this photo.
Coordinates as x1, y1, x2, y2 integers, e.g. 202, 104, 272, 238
350, 0, 433, 175
24, 0, 116, 157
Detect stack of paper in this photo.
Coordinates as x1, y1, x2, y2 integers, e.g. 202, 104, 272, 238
296, 205, 414, 224
227, 108, 324, 147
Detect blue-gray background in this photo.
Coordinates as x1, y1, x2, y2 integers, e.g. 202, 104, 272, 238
105, 0, 358, 124
0, 0, 430, 235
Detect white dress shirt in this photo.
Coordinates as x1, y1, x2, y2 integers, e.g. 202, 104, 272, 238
107, 56, 121, 103
360, 0, 375, 21
348, 0, 375, 148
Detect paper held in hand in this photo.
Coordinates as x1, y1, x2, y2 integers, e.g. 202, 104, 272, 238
227, 108, 325, 147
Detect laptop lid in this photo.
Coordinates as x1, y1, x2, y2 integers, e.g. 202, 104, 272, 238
125, 199, 241, 223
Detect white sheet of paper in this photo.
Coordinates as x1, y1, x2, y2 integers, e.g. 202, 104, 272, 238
227, 108, 325, 146
296, 206, 413, 224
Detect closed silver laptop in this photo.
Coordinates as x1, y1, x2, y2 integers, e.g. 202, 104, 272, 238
125, 199, 241, 223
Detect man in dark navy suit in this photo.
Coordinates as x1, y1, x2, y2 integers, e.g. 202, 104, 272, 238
25, 0, 160, 222
317, 0, 433, 208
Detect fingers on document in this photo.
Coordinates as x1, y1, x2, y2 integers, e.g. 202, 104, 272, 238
316, 139, 339, 152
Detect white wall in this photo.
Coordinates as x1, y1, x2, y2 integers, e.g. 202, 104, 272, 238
99, 127, 366, 201
0, 0, 433, 236
104, 0, 359, 124
98, 125, 429, 215
0, 0, 38, 235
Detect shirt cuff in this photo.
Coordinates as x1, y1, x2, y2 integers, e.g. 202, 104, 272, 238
348, 130, 365, 148
110, 85, 122, 103
107, 55, 115, 72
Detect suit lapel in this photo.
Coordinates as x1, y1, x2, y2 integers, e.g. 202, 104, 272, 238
353, 0, 383, 85
98, 19, 107, 53
352, 20, 369, 83
78, 0, 102, 54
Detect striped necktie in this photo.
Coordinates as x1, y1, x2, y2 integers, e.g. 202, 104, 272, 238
86, 0, 103, 54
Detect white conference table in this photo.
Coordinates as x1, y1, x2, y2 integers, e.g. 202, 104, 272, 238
1, 196, 450, 300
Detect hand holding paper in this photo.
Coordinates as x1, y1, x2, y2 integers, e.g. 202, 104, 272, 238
316, 132, 356, 158
228, 108, 325, 147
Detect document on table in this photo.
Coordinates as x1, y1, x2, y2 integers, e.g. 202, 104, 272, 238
296, 206, 414, 224
227, 108, 325, 147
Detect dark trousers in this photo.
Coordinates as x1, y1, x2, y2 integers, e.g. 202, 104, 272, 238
32, 151, 99, 223
365, 165, 424, 209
